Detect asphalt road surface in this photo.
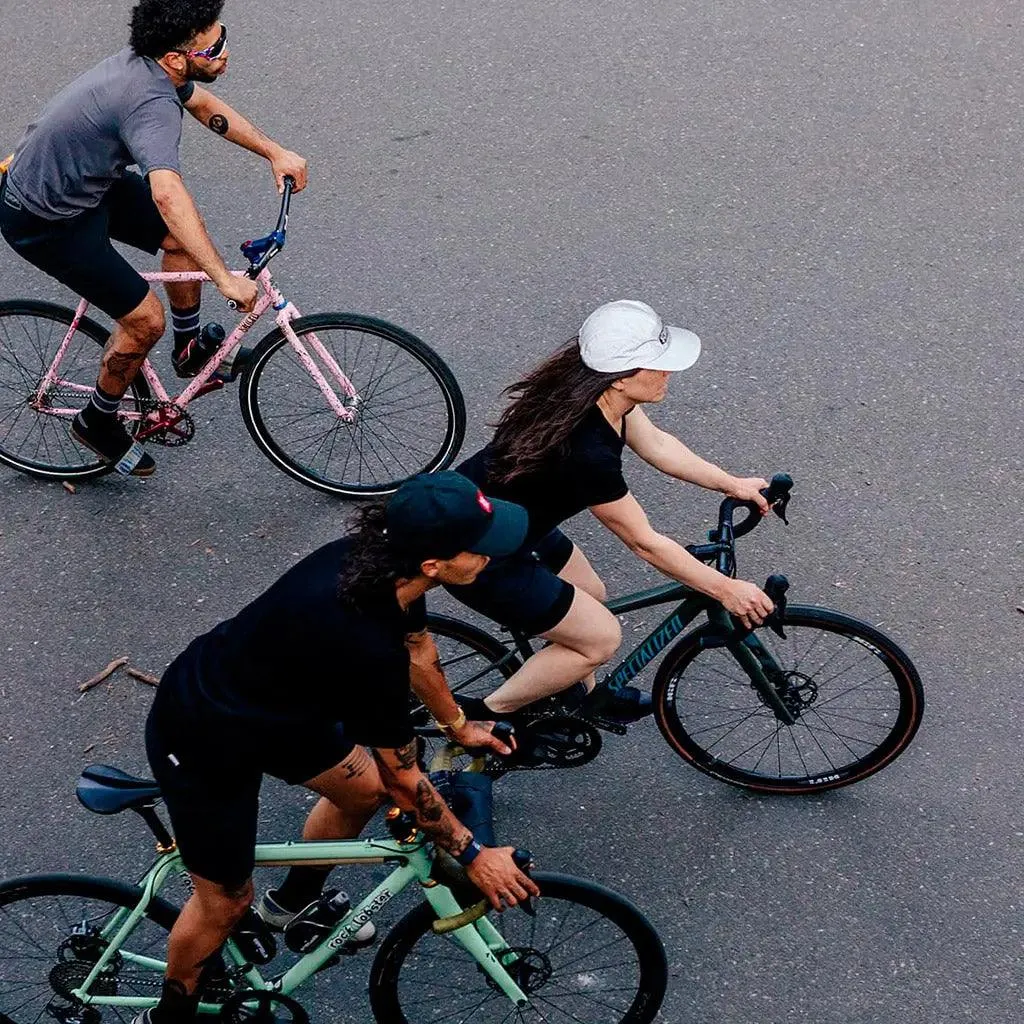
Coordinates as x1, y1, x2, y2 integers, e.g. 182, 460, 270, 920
1, 2, 1022, 1022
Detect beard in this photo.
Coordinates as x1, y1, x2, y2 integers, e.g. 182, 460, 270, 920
185, 58, 224, 84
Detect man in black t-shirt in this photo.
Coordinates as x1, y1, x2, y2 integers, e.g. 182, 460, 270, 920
140, 473, 538, 1024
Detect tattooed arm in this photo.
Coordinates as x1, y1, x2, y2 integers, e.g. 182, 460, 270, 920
372, 741, 473, 855
407, 631, 513, 755
183, 86, 308, 192
372, 742, 539, 909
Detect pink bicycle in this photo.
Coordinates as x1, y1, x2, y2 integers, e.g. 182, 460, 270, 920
0, 179, 466, 497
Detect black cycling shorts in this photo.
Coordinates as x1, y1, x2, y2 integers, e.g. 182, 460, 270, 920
145, 661, 355, 889
0, 171, 168, 321
444, 528, 576, 637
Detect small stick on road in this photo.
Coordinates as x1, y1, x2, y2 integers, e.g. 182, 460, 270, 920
126, 667, 160, 687
78, 656, 129, 693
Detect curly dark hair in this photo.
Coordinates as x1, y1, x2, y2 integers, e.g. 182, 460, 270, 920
336, 503, 424, 609
486, 339, 638, 486
129, 0, 225, 59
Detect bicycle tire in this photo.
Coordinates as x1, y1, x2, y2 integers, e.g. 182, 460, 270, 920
0, 301, 152, 480
368, 871, 668, 1024
0, 873, 180, 1024
653, 604, 924, 794
239, 313, 466, 497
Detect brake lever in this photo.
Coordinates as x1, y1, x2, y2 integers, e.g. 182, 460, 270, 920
763, 574, 790, 639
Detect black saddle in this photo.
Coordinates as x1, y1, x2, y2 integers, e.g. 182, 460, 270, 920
77, 764, 163, 815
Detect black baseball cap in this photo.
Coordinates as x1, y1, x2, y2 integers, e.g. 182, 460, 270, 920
386, 471, 528, 562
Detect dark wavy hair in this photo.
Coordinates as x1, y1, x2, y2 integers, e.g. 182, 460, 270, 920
486, 339, 638, 486
336, 503, 424, 609
129, 0, 225, 59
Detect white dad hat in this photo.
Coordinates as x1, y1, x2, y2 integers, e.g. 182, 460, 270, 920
578, 299, 702, 374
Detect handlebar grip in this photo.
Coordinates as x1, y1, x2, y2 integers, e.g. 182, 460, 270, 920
513, 848, 533, 872
725, 472, 794, 539
432, 899, 487, 934
283, 175, 296, 192
763, 473, 793, 504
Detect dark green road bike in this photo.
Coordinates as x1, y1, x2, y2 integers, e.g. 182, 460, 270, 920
417, 475, 924, 795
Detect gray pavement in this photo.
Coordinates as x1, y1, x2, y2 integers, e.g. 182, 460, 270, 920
1, 1, 1023, 1021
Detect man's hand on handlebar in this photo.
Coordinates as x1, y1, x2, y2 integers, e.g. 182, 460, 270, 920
721, 578, 775, 629
219, 274, 259, 312
724, 476, 771, 514
466, 846, 540, 911
270, 148, 308, 193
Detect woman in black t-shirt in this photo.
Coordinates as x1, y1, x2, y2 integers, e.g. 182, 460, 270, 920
450, 299, 775, 722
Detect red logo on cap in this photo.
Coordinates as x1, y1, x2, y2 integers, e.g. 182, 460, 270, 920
476, 491, 493, 514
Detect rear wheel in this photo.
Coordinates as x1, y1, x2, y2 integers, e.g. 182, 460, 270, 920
0, 874, 179, 1024
369, 872, 668, 1024
239, 313, 465, 497
653, 605, 924, 793
0, 301, 151, 480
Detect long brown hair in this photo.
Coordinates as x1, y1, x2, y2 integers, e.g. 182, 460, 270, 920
487, 339, 637, 485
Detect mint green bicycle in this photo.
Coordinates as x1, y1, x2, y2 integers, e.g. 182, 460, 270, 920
0, 765, 667, 1024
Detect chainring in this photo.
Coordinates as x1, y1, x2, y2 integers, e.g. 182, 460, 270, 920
136, 400, 196, 447
219, 991, 309, 1024
494, 713, 603, 773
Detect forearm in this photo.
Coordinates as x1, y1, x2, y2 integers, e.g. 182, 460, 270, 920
377, 754, 473, 854
647, 434, 734, 491
409, 662, 461, 725
197, 93, 280, 159
152, 184, 231, 286
627, 531, 731, 600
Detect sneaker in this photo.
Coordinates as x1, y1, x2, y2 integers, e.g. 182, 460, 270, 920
130, 1011, 153, 1024
256, 889, 376, 946
584, 685, 653, 723
173, 324, 225, 378
70, 412, 155, 477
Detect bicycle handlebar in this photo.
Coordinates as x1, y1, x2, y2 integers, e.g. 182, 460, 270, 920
721, 472, 793, 539
227, 177, 297, 308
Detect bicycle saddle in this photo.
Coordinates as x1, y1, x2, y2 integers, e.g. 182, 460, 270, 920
76, 764, 163, 815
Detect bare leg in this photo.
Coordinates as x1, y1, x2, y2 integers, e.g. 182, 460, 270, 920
302, 746, 387, 840
165, 875, 253, 993
95, 290, 165, 398
556, 544, 608, 693
160, 233, 202, 311
483, 588, 621, 713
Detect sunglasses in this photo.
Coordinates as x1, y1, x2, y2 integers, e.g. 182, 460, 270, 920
180, 24, 228, 61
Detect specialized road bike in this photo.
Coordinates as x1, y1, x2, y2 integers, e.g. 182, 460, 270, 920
416, 475, 925, 794
0, 178, 465, 496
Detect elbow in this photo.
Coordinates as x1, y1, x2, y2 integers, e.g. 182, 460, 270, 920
625, 533, 661, 563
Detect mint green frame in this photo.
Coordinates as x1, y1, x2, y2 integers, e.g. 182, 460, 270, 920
70, 836, 529, 1012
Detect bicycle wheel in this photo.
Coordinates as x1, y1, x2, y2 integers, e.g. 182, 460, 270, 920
0, 301, 152, 480
368, 872, 667, 1024
239, 313, 466, 497
653, 604, 924, 793
0, 873, 180, 1024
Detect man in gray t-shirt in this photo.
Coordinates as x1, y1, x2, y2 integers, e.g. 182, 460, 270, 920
0, 0, 308, 477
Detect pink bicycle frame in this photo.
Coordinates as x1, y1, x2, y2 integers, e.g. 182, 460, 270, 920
35, 268, 359, 422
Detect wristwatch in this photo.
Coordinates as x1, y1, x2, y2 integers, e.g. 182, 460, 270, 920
455, 838, 483, 866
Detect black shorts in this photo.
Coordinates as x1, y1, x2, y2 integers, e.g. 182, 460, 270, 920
444, 528, 576, 636
0, 171, 168, 320
145, 661, 355, 888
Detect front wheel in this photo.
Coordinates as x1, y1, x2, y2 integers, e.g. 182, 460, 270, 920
368, 872, 668, 1024
239, 313, 466, 497
653, 605, 924, 793
0, 873, 179, 1024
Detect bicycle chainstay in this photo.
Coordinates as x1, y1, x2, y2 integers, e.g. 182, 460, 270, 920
135, 399, 196, 447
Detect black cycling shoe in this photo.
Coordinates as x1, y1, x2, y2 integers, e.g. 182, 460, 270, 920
172, 323, 225, 378
583, 685, 653, 723
71, 412, 155, 476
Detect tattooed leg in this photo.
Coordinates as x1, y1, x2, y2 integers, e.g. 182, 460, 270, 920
165, 874, 253, 993
303, 746, 387, 840
96, 290, 165, 397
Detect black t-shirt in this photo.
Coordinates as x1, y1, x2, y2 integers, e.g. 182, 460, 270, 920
170, 538, 424, 749
457, 406, 629, 546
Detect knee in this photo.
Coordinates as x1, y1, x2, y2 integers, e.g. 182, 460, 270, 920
583, 613, 622, 667
588, 576, 609, 604
161, 234, 185, 256
206, 879, 254, 929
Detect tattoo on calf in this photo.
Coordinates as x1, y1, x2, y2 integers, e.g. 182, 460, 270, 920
209, 113, 229, 135
102, 352, 146, 387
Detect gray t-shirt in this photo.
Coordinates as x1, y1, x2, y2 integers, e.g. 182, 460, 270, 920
7, 47, 195, 220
